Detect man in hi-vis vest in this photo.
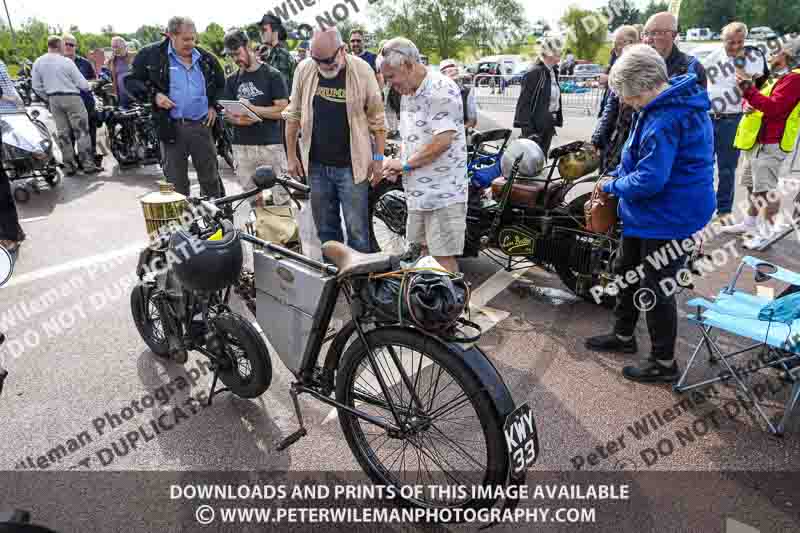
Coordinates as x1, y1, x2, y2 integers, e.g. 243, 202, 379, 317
721, 36, 800, 249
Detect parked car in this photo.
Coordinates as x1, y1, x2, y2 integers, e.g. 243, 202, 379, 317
475, 55, 524, 85
572, 63, 603, 76
509, 61, 533, 85
711, 32, 721, 41
686, 27, 712, 41
750, 27, 778, 41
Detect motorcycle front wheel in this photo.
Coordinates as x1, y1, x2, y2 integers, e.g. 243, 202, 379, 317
336, 327, 508, 513
210, 312, 272, 398
130, 284, 170, 357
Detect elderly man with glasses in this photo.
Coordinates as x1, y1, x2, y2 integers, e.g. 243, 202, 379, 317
62, 33, 103, 168
376, 37, 469, 273
703, 23, 768, 222
283, 28, 386, 254
592, 25, 640, 173
106, 36, 136, 109
642, 12, 707, 87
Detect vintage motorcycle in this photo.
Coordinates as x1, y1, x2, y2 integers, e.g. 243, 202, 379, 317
98, 102, 161, 167
130, 168, 537, 516
371, 133, 703, 306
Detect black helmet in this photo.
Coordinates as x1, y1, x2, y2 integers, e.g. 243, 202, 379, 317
223, 29, 250, 55
169, 219, 243, 292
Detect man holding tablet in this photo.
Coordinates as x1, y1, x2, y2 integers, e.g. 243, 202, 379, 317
222, 29, 289, 206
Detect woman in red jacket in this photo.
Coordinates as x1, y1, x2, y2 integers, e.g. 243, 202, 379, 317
721, 36, 800, 249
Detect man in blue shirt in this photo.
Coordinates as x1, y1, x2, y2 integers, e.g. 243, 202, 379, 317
349, 29, 382, 84
126, 16, 226, 197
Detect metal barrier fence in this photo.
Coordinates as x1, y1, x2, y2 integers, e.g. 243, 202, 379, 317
468, 74, 604, 116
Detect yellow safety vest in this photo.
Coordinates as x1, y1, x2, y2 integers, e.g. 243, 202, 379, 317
734, 68, 800, 153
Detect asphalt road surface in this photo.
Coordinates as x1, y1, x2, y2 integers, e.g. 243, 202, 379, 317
1, 105, 799, 533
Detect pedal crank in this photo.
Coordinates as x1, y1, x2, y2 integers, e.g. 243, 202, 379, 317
276, 383, 308, 451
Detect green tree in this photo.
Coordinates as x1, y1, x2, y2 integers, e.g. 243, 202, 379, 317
640, 0, 669, 24
679, 0, 735, 32
199, 22, 225, 56
606, 0, 640, 30
134, 24, 165, 47
560, 6, 608, 61
463, 0, 528, 57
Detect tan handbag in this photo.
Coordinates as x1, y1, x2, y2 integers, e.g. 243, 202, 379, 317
255, 205, 299, 244
584, 177, 618, 234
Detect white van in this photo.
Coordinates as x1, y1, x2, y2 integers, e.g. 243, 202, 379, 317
476, 55, 524, 83
686, 28, 712, 41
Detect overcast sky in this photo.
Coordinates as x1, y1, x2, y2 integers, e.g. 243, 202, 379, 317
4, 0, 615, 35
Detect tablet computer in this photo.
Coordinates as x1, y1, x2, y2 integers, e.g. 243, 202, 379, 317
218, 100, 262, 122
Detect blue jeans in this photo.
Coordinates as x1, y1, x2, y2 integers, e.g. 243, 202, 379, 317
713, 114, 743, 214
309, 162, 371, 253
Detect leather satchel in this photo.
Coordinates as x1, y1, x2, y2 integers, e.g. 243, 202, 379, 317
584, 177, 618, 234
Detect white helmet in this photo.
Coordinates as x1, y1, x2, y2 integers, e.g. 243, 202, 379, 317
501, 138, 545, 178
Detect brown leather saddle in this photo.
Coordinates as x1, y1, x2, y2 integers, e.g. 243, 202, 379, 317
321, 241, 396, 278
490, 177, 565, 209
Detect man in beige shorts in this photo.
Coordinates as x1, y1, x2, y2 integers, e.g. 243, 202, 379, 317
376, 37, 468, 273
222, 29, 290, 206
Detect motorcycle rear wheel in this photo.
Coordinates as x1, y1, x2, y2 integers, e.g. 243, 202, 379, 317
336, 327, 508, 513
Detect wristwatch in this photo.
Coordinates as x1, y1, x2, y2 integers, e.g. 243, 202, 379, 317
372, 153, 384, 161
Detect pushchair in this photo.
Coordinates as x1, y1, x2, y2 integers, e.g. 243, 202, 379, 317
1, 108, 61, 203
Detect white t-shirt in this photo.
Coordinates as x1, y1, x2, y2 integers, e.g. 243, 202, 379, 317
704, 46, 766, 114
399, 71, 469, 211
549, 71, 561, 113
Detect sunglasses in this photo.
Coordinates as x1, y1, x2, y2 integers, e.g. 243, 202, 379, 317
350, 39, 362, 43
312, 47, 342, 65
64, 43, 76, 48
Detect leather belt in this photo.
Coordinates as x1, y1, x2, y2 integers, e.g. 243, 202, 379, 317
175, 117, 207, 125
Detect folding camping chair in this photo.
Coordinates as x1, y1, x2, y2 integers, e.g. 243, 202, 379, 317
676, 256, 800, 435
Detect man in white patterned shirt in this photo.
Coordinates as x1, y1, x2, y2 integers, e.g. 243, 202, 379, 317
376, 37, 468, 273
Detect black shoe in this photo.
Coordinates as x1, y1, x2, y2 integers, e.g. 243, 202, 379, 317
622, 360, 679, 383
82, 164, 102, 175
94, 154, 104, 167
64, 163, 77, 176
585, 333, 637, 354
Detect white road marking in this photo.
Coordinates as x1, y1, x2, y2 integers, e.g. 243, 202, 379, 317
321, 267, 528, 425
4, 243, 146, 288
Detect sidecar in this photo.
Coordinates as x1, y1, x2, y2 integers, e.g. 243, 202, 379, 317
1, 108, 61, 203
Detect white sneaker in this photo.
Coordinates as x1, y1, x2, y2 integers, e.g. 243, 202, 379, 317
718, 221, 758, 235
742, 227, 780, 250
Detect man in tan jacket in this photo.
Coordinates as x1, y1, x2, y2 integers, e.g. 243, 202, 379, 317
284, 28, 386, 253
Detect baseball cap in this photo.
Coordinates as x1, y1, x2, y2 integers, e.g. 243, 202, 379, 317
259, 14, 283, 28
439, 59, 458, 72
223, 29, 249, 55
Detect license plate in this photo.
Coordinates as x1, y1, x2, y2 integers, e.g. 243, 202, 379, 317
504, 402, 539, 475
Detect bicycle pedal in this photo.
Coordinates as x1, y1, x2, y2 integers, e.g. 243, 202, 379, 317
276, 428, 307, 451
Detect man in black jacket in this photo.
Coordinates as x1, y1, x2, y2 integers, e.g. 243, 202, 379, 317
592, 15, 707, 173
125, 16, 226, 197
513, 37, 563, 157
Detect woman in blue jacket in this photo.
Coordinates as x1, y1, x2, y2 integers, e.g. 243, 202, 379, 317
585, 44, 715, 383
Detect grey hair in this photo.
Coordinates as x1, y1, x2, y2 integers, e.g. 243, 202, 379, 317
539, 37, 563, 60
167, 16, 196, 35
62, 33, 77, 43
721, 22, 748, 40
781, 35, 800, 61
609, 43, 668, 98
377, 37, 420, 71
614, 25, 639, 44
111, 36, 126, 46
645, 12, 678, 32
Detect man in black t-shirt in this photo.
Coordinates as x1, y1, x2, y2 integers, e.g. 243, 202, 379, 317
223, 30, 289, 207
